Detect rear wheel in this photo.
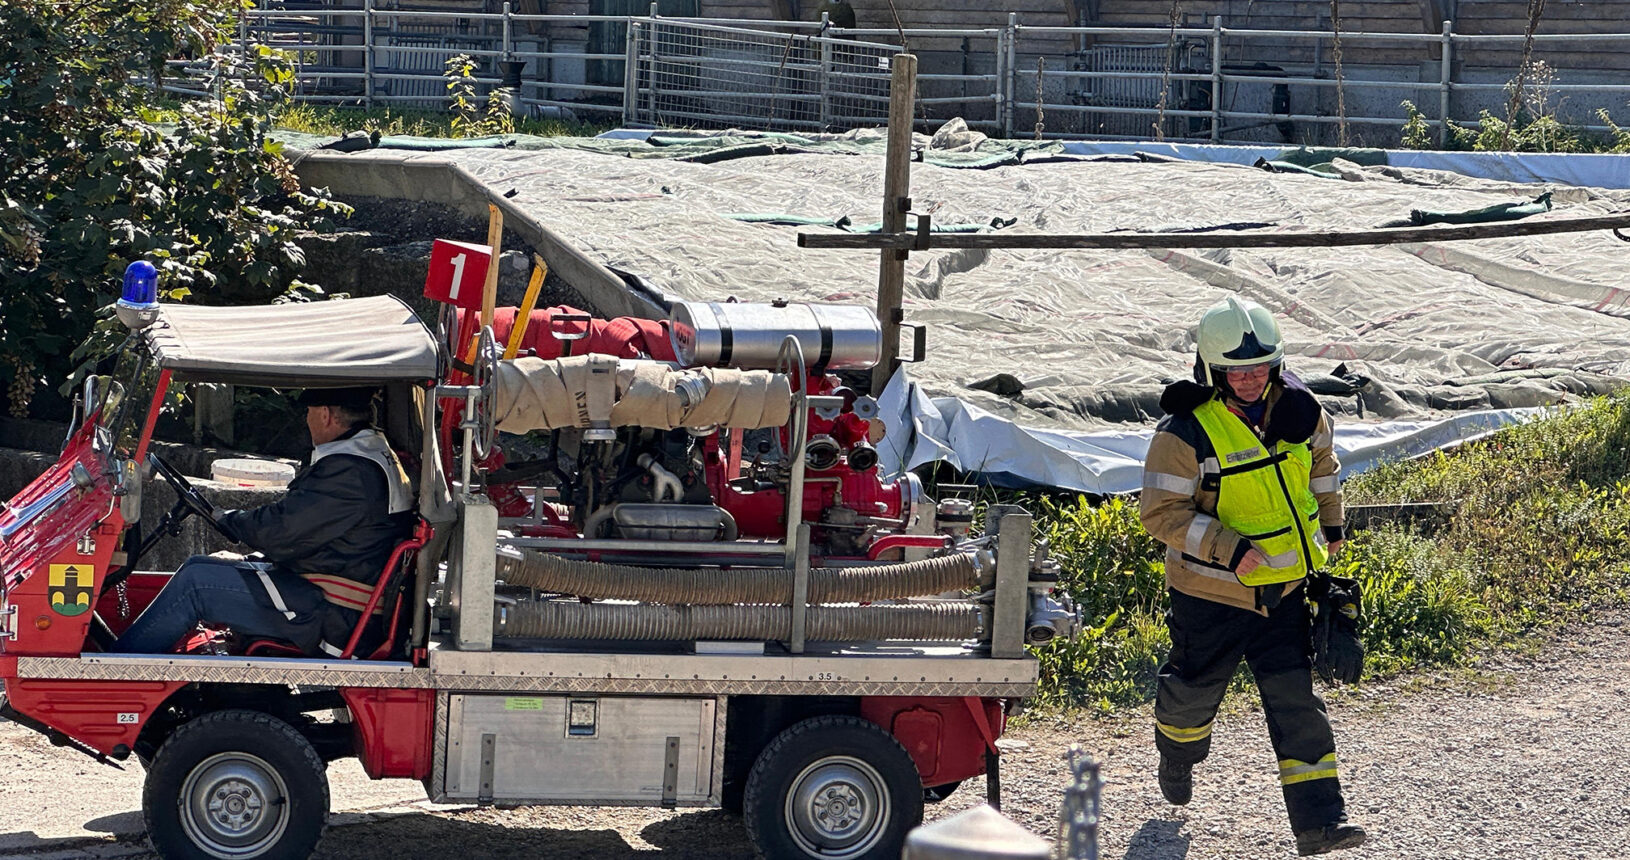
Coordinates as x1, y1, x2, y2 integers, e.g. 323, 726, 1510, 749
143, 709, 328, 860
742, 715, 923, 860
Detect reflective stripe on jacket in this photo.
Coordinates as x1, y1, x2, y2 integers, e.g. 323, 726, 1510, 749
1139, 376, 1344, 613
1191, 399, 1327, 586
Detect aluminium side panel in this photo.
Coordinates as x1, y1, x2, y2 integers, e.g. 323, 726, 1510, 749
442, 694, 717, 806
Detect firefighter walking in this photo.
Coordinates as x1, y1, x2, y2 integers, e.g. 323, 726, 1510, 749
1139, 297, 1367, 856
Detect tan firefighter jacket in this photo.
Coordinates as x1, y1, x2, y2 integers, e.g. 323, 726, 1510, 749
1139, 377, 1344, 614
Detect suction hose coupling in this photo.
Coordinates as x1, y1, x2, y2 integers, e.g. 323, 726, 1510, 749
805, 435, 842, 471
847, 440, 879, 472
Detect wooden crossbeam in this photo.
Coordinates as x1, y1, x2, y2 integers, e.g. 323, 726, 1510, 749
798, 211, 1630, 251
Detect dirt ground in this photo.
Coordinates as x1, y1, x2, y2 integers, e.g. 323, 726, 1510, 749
2, 610, 1626, 860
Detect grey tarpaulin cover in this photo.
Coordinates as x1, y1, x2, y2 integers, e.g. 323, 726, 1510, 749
284, 133, 1630, 491
145, 295, 438, 387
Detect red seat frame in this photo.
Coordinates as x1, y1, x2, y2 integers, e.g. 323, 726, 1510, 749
243, 519, 433, 660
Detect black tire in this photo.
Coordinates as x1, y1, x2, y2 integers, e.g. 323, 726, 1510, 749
742, 715, 923, 860
923, 780, 962, 804
143, 710, 329, 860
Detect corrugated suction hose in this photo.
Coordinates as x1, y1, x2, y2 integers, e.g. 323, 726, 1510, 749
496, 601, 985, 642
495, 549, 980, 605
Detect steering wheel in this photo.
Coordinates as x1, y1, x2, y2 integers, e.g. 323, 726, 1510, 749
148, 453, 229, 536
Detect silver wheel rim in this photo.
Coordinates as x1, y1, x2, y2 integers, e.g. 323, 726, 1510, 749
178, 751, 291, 859
783, 755, 891, 859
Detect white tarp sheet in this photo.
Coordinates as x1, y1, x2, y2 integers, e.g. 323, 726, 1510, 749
876, 363, 1541, 493
323, 137, 1630, 490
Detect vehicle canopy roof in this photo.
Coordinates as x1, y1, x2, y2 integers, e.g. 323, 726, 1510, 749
143, 295, 439, 387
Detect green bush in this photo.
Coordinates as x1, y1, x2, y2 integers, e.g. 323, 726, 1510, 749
1330, 527, 1485, 675
1028, 496, 1168, 712
0, 1, 348, 416
1398, 99, 1622, 154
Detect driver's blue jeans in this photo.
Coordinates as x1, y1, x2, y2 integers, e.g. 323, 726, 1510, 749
111, 557, 302, 653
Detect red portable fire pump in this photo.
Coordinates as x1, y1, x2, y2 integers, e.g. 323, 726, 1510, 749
0, 255, 1076, 860
447, 301, 927, 558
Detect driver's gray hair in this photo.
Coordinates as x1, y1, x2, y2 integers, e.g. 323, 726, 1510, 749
330, 402, 373, 429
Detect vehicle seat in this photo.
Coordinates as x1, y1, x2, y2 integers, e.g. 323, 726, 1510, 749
242, 519, 433, 660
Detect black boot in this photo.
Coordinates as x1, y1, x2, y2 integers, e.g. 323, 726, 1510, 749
1157, 755, 1192, 805
1294, 822, 1367, 856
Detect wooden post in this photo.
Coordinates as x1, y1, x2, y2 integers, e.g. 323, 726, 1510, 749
481, 202, 503, 324
465, 203, 505, 364
872, 53, 917, 398
503, 254, 549, 361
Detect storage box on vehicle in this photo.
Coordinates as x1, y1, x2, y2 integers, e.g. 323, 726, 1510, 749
210, 458, 296, 488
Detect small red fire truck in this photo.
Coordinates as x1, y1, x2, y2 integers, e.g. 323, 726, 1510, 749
0, 255, 1075, 860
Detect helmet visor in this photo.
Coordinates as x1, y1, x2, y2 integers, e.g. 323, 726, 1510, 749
1220, 362, 1274, 380
1222, 328, 1277, 362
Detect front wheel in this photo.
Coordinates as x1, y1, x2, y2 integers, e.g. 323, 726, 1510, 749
742, 715, 923, 860
143, 709, 329, 860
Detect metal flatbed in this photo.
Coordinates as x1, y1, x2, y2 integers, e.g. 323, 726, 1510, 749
17, 642, 1036, 698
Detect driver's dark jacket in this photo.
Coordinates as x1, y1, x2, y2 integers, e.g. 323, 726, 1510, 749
215, 429, 412, 653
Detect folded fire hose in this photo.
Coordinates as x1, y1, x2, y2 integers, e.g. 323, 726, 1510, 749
492, 354, 792, 432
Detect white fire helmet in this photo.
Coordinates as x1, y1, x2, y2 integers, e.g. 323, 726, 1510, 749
1195, 296, 1284, 386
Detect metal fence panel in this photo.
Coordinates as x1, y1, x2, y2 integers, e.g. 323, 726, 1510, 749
230, 8, 1630, 143
633, 19, 897, 131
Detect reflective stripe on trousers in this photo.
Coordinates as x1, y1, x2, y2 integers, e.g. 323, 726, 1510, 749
1156, 719, 1214, 744
1279, 753, 1339, 785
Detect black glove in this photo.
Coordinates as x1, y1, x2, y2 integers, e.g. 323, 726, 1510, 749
1308, 572, 1364, 685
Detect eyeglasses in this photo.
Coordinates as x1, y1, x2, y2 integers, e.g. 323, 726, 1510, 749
1223, 363, 1272, 381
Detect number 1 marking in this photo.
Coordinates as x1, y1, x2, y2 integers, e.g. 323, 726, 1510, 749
448, 253, 467, 300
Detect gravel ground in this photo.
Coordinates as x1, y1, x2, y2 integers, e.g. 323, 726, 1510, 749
2, 609, 1626, 860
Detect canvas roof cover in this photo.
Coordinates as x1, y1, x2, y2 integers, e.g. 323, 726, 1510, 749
145, 295, 438, 387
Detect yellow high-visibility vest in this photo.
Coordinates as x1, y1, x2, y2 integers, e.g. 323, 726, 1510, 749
1192, 399, 1326, 586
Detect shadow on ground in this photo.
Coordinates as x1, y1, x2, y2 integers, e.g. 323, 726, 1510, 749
83, 811, 145, 835
313, 808, 757, 860
1123, 818, 1191, 860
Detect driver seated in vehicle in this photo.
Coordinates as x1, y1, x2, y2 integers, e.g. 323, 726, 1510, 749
113, 387, 416, 657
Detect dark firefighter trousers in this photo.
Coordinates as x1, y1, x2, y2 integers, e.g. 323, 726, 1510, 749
1154, 586, 1347, 833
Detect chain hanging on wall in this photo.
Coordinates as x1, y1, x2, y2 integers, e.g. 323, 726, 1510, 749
1151, 0, 1183, 141
1501, 0, 1549, 151
1034, 56, 1046, 139
1329, 0, 1349, 146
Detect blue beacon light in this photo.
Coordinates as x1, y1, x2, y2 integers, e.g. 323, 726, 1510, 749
116, 260, 161, 330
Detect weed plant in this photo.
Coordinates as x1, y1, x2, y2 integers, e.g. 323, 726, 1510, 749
273, 103, 610, 140
1029, 391, 1630, 711
1399, 58, 1630, 153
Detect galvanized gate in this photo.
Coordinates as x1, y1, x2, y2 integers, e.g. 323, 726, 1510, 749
625, 18, 900, 132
